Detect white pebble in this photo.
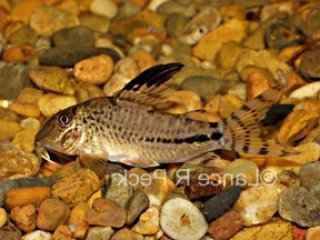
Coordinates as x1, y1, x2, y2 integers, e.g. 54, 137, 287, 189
21, 230, 52, 240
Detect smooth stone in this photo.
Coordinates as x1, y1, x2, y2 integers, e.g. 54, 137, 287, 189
106, 173, 133, 208
185, 179, 222, 201
10, 0, 42, 24
68, 202, 90, 239
160, 198, 207, 240
38, 93, 77, 117
114, 57, 139, 79
7, 26, 37, 46
30, 5, 79, 36
52, 169, 100, 207
180, 76, 235, 100
0, 223, 22, 239
37, 199, 70, 231
39, 47, 120, 67
16, 87, 43, 105
111, 228, 143, 240
9, 102, 40, 118
74, 54, 113, 85
0, 207, 7, 229
0, 5, 10, 32
234, 184, 284, 226
310, 182, 320, 201
10, 204, 36, 232
299, 49, 320, 80
28, 66, 71, 94
86, 198, 126, 228
306, 226, 320, 240
116, 2, 141, 19
12, 127, 38, 152
79, 13, 110, 32
202, 186, 241, 222
0, 108, 20, 122
4, 187, 50, 210
20, 118, 41, 130
0, 119, 21, 141
0, 150, 40, 179
299, 161, 320, 190
52, 225, 72, 240
133, 206, 160, 235
86, 227, 114, 240
21, 230, 51, 240
75, 82, 105, 103
52, 26, 94, 47
0, 179, 17, 207
263, 104, 294, 126
279, 187, 320, 227
90, 0, 118, 18
126, 190, 150, 225
0, 62, 29, 100
166, 13, 188, 38
289, 82, 320, 99
217, 42, 245, 69
208, 210, 243, 240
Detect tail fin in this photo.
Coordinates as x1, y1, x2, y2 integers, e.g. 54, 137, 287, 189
223, 70, 295, 157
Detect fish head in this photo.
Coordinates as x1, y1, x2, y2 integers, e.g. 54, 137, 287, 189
35, 106, 83, 158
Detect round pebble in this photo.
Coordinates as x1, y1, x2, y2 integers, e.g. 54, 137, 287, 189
0, 208, 8, 229
10, 204, 36, 233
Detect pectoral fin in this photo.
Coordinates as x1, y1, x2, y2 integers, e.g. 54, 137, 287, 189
79, 151, 108, 177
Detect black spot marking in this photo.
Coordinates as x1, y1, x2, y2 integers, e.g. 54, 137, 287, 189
211, 131, 223, 140
257, 95, 265, 101
210, 122, 218, 128
241, 105, 252, 111
242, 145, 249, 153
185, 134, 210, 143
145, 137, 155, 142
258, 148, 269, 155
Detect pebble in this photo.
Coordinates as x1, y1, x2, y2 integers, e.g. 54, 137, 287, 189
103, 73, 131, 97
0, 5, 10, 32
75, 82, 105, 103
38, 93, 77, 117
0, 207, 7, 229
0, 119, 21, 141
299, 49, 320, 80
289, 82, 320, 100
133, 206, 160, 235
52, 225, 72, 240
111, 228, 143, 240
7, 26, 37, 46
68, 202, 90, 239
0, 223, 22, 240
2, 45, 36, 63
16, 87, 43, 105
114, 57, 140, 79
184, 179, 222, 201
86, 198, 126, 228
9, 102, 40, 118
0, 108, 21, 122
126, 190, 150, 225
28, 66, 71, 94
52, 169, 100, 207
30, 5, 79, 36
5, 187, 50, 210
90, 0, 118, 18
299, 161, 320, 190
192, 18, 248, 61
132, 49, 156, 72
0, 62, 29, 100
21, 230, 52, 240
37, 198, 70, 231
306, 226, 320, 240
222, 159, 259, 186
0, 150, 40, 179
279, 187, 320, 227
217, 42, 245, 69
10, 204, 36, 233
39, 46, 120, 67
208, 210, 243, 240
106, 173, 133, 208
20, 118, 41, 131
52, 26, 94, 47
234, 184, 284, 226
12, 127, 38, 152
79, 13, 110, 32
202, 186, 241, 222
86, 227, 114, 240
74, 54, 114, 85
277, 170, 300, 188
160, 198, 207, 240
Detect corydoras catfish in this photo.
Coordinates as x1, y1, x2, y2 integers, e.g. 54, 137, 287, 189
35, 63, 294, 175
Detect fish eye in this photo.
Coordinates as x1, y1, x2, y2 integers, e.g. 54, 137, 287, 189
58, 113, 72, 127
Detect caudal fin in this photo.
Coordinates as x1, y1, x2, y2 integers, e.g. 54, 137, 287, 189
223, 70, 296, 157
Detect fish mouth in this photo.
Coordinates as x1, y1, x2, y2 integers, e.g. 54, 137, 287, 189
35, 142, 61, 166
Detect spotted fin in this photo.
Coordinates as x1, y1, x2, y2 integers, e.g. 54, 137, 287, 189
116, 62, 184, 109
79, 151, 108, 177
223, 70, 296, 157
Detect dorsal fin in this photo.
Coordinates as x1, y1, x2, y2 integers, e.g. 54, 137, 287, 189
115, 62, 184, 109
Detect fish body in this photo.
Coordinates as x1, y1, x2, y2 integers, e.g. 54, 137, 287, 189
36, 63, 293, 173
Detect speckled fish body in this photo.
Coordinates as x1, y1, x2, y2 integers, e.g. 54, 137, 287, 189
35, 63, 293, 171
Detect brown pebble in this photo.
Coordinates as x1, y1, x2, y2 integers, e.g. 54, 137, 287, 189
5, 187, 51, 210
37, 198, 70, 231
208, 210, 244, 240
9, 102, 40, 118
185, 180, 222, 200
52, 225, 72, 240
10, 204, 37, 233
2, 44, 36, 63
86, 198, 126, 228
